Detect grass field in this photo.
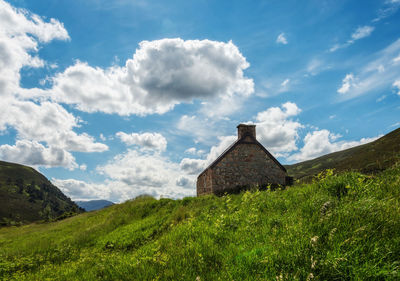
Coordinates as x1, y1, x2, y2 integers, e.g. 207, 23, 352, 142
1, 165, 399, 280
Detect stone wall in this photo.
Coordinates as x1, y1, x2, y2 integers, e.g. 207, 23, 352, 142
196, 168, 213, 196
210, 141, 286, 194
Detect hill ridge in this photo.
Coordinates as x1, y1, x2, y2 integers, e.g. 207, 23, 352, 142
0, 160, 83, 226
285, 127, 400, 180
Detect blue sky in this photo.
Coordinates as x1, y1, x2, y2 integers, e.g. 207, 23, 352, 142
1, 0, 399, 202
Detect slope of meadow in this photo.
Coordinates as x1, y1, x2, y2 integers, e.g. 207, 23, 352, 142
1, 165, 400, 280
285, 127, 400, 180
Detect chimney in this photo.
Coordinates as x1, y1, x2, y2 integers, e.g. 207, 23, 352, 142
237, 124, 256, 139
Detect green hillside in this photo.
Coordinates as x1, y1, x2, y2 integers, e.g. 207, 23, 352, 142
0, 161, 83, 226
1, 165, 399, 280
286, 127, 400, 180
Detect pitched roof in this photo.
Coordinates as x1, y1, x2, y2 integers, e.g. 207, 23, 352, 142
197, 133, 286, 178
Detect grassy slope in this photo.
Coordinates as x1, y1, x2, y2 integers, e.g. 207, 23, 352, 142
0, 161, 82, 225
0, 165, 399, 280
285, 127, 400, 180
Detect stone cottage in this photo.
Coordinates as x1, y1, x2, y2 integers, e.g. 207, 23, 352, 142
197, 124, 292, 196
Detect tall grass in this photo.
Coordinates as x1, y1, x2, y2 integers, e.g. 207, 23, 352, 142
1, 165, 399, 280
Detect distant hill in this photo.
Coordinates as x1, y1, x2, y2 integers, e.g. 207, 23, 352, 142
0, 161, 83, 226
286, 127, 400, 180
75, 200, 114, 211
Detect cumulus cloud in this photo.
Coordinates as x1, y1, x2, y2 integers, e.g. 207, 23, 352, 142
94, 149, 197, 201
58, 139, 204, 201
43, 38, 253, 116
0, 0, 106, 168
0, 2, 69, 43
288, 129, 380, 162
180, 158, 206, 175
52, 178, 111, 201
276, 33, 288, 45
0, 140, 77, 170
179, 135, 237, 176
255, 102, 303, 155
0, 100, 108, 153
97, 150, 177, 187
175, 176, 194, 188
116, 132, 167, 152
0, 0, 68, 96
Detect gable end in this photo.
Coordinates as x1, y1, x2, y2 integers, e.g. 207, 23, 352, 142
197, 132, 286, 179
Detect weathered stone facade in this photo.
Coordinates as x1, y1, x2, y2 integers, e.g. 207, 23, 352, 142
197, 124, 290, 196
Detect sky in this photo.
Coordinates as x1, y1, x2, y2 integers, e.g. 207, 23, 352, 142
0, 0, 399, 202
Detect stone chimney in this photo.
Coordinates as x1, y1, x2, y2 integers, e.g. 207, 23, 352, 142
237, 124, 256, 139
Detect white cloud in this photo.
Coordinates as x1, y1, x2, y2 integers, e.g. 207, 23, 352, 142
373, 1, 400, 22
98, 150, 178, 187
0, 0, 107, 168
0, 140, 77, 170
350, 26, 374, 41
95, 149, 196, 201
176, 115, 222, 144
288, 129, 380, 162
281, 78, 290, 88
179, 135, 236, 176
79, 164, 87, 171
0, 100, 108, 152
0, 0, 68, 96
336, 39, 400, 99
337, 73, 356, 94
377, 65, 385, 73
329, 44, 341, 52
0, 0, 69, 42
41, 38, 253, 116
376, 95, 387, 102
276, 33, 288, 45
175, 176, 193, 188
52, 178, 112, 201
255, 102, 303, 155
205, 135, 237, 164
116, 131, 167, 152
330, 25, 374, 52
184, 147, 205, 156
393, 80, 400, 95
306, 58, 328, 76
180, 158, 206, 175
260, 76, 297, 97
390, 122, 400, 128
56, 139, 203, 202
